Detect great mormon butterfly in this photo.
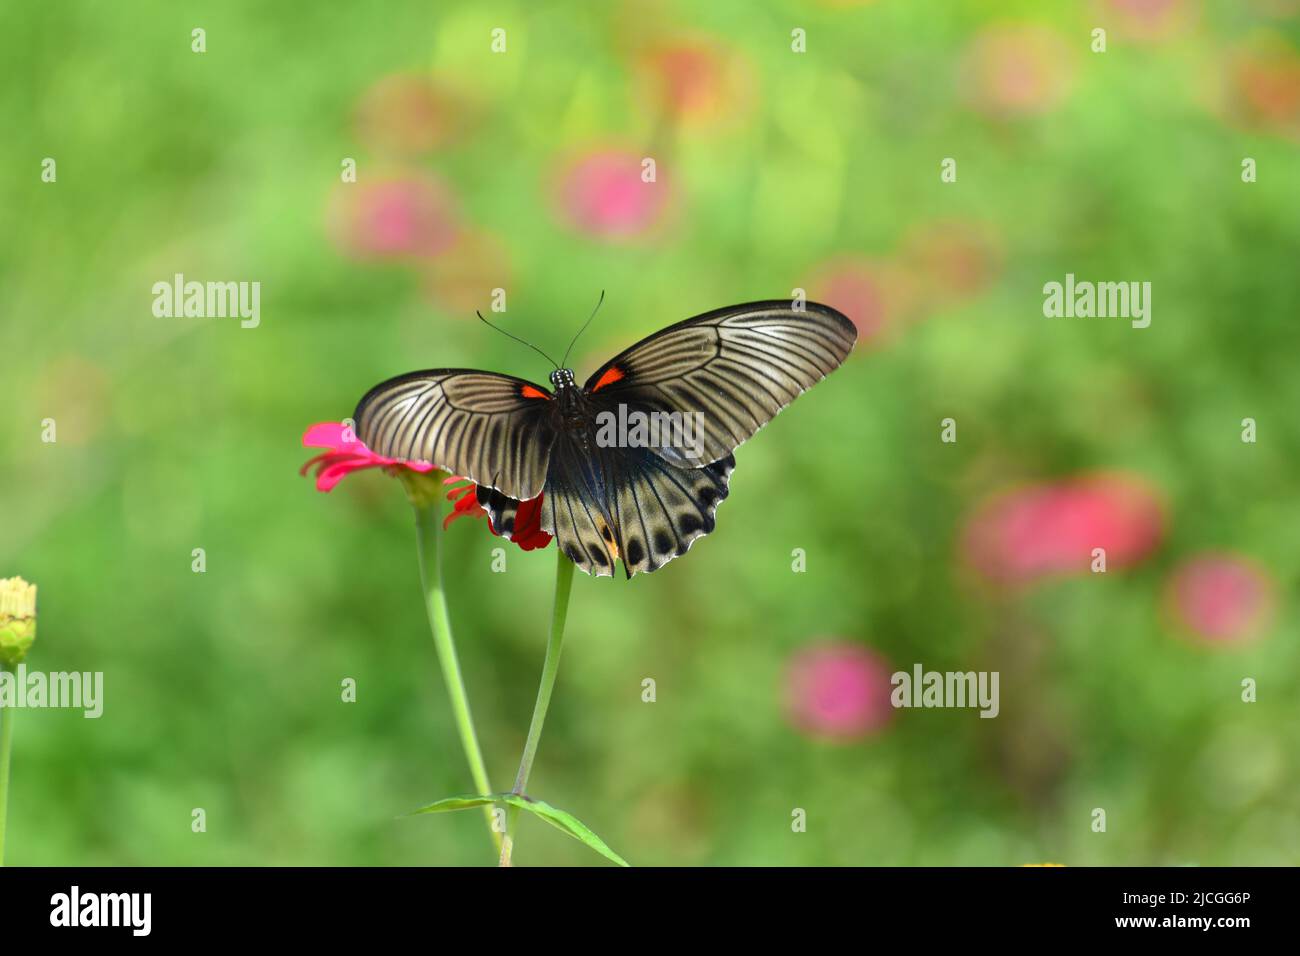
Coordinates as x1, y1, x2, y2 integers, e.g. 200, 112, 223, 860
355, 300, 856, 578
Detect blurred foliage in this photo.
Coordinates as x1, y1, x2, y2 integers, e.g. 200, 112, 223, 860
1, 0, 1297, 866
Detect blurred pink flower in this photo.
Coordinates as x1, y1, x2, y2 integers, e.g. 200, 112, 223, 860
784, 642, 895, 741
961, 24, 1074, 118
354, 74, 473, 155
328, 174, 459, 261
1102, 0, 1196, 41
962, 473, 1165, 586
636, 37, 755, 128
1228, 41, 1300, 139
553, 148, 671, 240
902, 220, 1002, 306
812, 257, 914, 347
1166, 553, 1276, 645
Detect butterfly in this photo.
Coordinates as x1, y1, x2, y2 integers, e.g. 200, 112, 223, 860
354, 300, 856, 578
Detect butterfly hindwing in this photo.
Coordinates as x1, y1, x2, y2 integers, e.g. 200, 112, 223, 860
539, 431, 622, 576
608, 448, 735, 577
475, 485, 523, 538
537, 428, 735, 578
354, 369, 556, 499
581, 301, 856, 468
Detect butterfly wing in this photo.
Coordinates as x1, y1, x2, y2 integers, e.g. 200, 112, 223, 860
581, 300, 856, 468
536, 432, 623, 576
354, 369, 556, 499
604, 447, 735, 577
525, 431, 735, 578
360, 301, 851, 577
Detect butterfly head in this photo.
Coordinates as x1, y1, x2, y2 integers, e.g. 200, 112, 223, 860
548, 368, 577, 390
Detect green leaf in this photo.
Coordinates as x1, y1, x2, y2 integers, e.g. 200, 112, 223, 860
412, 792, 630, 867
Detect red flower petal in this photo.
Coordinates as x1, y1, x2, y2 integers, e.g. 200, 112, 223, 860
444, 480, 487, 530
507, 495, 552, 551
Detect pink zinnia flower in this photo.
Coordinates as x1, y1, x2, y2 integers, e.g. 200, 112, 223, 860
300, 422, 552, 551
300, 421, 437, 492
784, 642, 895, 741
328, 175, 459, 261
553, 148, 671, 240
962, 472, 1165, 586
1166, 553, 1276, 645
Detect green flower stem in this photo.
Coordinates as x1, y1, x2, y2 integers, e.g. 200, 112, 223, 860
499, 551, 575, 867
413, 500, 501, 856
0, 663, 13, 866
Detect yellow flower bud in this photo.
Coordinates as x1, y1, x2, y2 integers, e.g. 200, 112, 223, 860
0, 577, 37, 668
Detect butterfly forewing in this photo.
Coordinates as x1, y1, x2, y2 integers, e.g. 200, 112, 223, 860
353, 369, 556, 499
581, 301, 856, 468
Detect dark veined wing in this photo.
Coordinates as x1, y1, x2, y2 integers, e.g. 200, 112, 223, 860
605, 447, 735, 577
528, 429, 735, 578
354, 369, 556, 500
537, 431, 622, 577
581, 300, 856, 468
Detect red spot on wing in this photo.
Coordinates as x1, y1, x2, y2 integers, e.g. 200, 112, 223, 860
591, 366, 626, 391
521, 385, 550, 400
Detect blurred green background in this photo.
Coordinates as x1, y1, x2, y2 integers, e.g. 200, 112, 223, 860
2, 0, 1298, 866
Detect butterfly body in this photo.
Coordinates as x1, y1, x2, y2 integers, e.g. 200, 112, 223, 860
549, 369, 593, 441
356, 300, 857, 578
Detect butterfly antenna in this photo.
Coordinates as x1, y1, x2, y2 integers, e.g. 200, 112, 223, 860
561, 289, 605, 369
476, 311, 559, 370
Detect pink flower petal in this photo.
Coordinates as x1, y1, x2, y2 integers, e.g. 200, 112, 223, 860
784, 642, 896, 741
303, 421, 350, 449
315, 459, 372, 492
553, 148, 671, 240
963, 472, 1165, 586
1166, 553, 1276, 645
